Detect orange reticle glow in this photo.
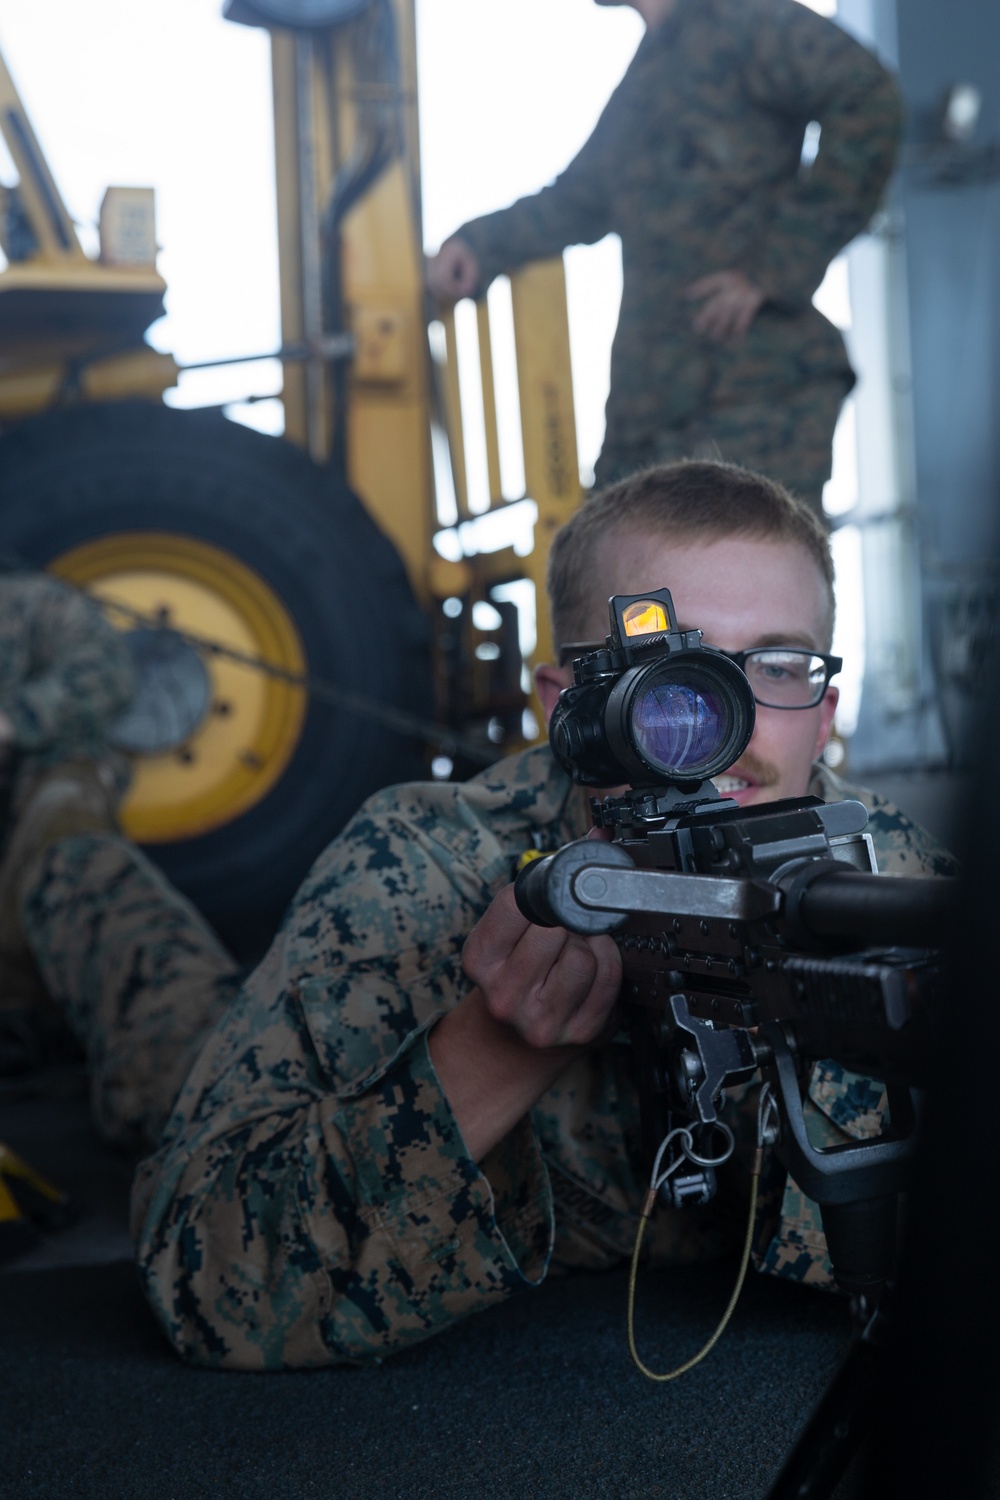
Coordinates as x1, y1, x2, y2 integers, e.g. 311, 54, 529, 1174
623, 601, 668, 637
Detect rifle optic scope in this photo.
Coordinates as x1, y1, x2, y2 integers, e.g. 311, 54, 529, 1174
549, 588, 756, 788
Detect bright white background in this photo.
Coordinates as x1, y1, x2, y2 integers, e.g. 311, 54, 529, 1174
0, 0, 864, 731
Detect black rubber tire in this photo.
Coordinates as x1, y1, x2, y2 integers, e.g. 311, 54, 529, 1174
0, 400, 431, 958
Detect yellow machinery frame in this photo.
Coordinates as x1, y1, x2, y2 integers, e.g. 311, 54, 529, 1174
268, 0, 583, 680
0, 50, 177, 420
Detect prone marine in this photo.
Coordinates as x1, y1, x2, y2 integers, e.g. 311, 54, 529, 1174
3, 462, 953, 1368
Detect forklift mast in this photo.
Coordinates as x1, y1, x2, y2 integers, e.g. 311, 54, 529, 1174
241, 0, 583, 675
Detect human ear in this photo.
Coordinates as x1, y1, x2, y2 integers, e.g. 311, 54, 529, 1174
534, 663, 572, 726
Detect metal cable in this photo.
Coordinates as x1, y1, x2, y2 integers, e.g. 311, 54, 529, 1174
626, 1111, 765, 1383
94, 594, 496, 766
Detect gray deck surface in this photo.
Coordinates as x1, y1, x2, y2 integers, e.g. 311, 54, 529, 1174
0, 1064, 863, 1500
3, 1257, 859, 1500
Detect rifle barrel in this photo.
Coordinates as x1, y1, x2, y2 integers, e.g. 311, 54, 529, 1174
799, 871, 960, 948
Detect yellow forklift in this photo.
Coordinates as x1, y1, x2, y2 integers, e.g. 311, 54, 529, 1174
0, 0, 583, 957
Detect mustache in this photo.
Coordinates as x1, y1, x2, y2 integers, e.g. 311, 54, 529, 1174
723, 749, 782, 786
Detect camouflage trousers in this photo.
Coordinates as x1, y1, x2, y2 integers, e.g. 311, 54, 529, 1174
22, 834, 241, 1150
594, 375, 851, 517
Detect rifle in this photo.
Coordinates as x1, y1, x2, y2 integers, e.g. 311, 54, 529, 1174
513, 587, 959, 1496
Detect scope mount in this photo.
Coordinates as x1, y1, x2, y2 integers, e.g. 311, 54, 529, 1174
591, 778, 734, 827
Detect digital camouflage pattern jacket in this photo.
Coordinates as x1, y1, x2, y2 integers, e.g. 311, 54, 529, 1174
0, 573, 135, 792
132, 745, 951, 1370
456, 0, 901, 473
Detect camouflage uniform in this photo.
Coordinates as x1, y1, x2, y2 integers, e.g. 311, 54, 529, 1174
21, 745, 950, 1369
0, 573, 135, 811
455, 0, 903, 510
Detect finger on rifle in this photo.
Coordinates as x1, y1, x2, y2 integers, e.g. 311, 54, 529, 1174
548, 934, 623, 1048
463, 886, 621, 1048
487, 920, 585, 1036
462, 883, 568, 997
585, 824, 614, 844
513, 933, 604, 1049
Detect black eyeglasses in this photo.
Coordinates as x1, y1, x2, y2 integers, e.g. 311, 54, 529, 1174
557, 642, 841, 710
717, 648, 841, 709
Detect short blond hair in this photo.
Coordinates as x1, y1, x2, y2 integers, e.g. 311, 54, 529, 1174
547, 460, 835, 651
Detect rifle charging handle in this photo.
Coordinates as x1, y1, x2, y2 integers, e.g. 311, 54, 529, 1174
514, 840, 633, 935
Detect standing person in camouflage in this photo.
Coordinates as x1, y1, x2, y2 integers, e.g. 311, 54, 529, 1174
426, 0, 902, 513
6, 462, 950, 1369
0, 569, 134, 1043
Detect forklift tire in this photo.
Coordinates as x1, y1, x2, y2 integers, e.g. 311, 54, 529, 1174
0, 400, 431, 959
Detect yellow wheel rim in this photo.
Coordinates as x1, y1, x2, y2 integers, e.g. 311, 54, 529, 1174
51, 533, 308, 843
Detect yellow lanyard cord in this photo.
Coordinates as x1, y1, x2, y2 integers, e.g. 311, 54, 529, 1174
626, 1158, 762, 1383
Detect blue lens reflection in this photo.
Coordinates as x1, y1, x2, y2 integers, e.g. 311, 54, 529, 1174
631, 678, 729, 775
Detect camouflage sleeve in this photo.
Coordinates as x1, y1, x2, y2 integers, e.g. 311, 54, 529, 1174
453, 88, 620, 290
742, 0, 903, 309
132, 794, 556, 1369
807, 761, 959, 878
2, 577, 135, 753
865, 803, 958, 878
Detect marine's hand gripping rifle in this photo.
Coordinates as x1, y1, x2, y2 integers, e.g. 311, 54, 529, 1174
515, 587, 959, 1297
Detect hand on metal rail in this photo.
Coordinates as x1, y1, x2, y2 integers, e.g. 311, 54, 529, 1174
426, 236, 481, 303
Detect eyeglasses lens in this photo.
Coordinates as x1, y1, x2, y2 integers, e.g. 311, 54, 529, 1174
743, 650, 826, 707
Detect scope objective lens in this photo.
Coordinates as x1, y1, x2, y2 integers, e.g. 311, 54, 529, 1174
621, 654, 754, 783
631, 677, 729, 777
